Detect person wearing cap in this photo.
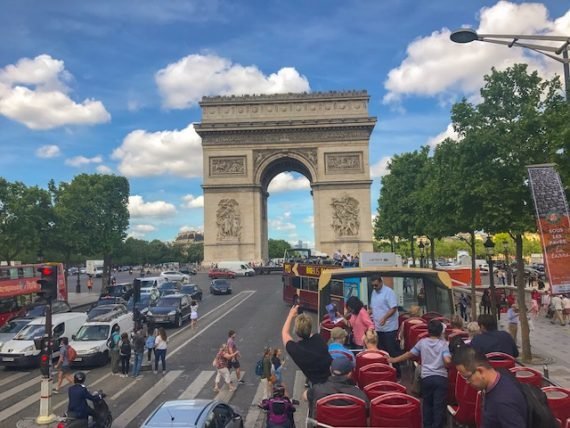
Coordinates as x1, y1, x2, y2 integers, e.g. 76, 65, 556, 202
304, 356, 369, 419
328, 327, 355, 367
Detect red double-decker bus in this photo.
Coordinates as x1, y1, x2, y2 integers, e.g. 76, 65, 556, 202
0, 263, 66, 327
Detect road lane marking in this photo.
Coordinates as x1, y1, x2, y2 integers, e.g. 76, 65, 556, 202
0, 392, 38, 421
178, 370, 215, 399
0, 376, 39, 402
110, 377, 136, 401
293, 370, 308, 428
214, 371, 246, 403
167, 291, 256, 359
244, 377, 267, 427
53, 371, 110, 411
0, 371, 28, 387
113, 370, 182, 427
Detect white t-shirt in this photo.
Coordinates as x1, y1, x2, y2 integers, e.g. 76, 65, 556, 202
552, 295, 563, 311
155, 335, 167, 350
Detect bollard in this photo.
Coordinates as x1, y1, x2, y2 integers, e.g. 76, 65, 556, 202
543, 364, 549, 379
35, 377, 56, 424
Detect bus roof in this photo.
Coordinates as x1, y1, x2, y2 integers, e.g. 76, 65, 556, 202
317, 266, 453, 291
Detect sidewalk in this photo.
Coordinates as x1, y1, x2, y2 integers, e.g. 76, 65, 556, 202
67, 291, 99, 309
499, 314, 570, 388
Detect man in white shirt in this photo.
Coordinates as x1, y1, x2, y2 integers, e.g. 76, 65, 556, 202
551, 294, 565, 326
369, 274, 401, 377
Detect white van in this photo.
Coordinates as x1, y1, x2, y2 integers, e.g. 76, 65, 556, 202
137, 276, 167, 293
0, 312, 88, 367
70, 312, 134, 366
217, 261, 255, 277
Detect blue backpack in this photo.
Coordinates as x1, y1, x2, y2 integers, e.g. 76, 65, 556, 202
255, 358, 264, 377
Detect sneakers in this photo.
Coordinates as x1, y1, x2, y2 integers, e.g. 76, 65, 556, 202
52, 389, 59, 394
238, 379, 245, 384
213, 387, 220, 393
162, 370, 166, 375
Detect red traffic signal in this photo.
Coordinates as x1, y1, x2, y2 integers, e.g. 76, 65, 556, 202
40, 354, 49, 364
38, 266, 55, 276
36, 265, 58, 299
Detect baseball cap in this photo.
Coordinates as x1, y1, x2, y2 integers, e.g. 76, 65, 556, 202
331, 357, 353, 376
330, 327, 347, 341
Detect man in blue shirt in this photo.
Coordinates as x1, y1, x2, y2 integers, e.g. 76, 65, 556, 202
452, 347, 527, 428
471, 314, 518, 358
369, 274, 401, 376
67, 372, 100, 421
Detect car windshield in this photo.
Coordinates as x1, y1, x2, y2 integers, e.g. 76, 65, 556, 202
74, 325, 110, 341
214, 280, 229, 287
155, 298, 180, 307
97, 298, 118, 306
26, 305, 46, 317
88, 307, 111, 318
14, 324, 45, 340
0, 319, 29, 333
127, 295, 151, 309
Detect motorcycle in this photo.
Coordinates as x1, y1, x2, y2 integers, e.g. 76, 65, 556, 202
57, 391, 112, 428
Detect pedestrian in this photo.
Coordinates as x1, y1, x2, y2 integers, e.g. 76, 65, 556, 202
212, 343, 237, 392
458, 293, 468, 321
389, 320, 451, 428
87, 276, 93, 293
417, 287, 426, 314
481, 289, 491, 315
344, 296, 374, 349
131, 329, 145, 378
369, 275, 402, 377
471, 314, 518, 357
563, 294, 570, 325
261, 346, 273, 400
119, 332, 131, 377
452, 347, 528, 427
271, 348, 284, 386
506, 303, 519, 345
154, 327, 168, 374
227, 330, 244, 383
506, 290, 516, 308
53, 337, 74, 394
109, 324, 121, 375
190, 300, 198, 329
145, 328, 157, 364
551, 294, 565, 326
281, 305, 332, 386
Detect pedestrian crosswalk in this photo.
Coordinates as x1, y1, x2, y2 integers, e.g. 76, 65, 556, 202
0, 366, 309, 428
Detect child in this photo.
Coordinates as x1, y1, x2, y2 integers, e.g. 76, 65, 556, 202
271, 348, 284, 385
190, 300, 199, 329
119, 332, 132, 378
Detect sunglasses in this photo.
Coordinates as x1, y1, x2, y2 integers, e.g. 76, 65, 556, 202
460, 371, 476, 382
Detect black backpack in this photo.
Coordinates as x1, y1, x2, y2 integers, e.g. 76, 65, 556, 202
517, 382, 558, 428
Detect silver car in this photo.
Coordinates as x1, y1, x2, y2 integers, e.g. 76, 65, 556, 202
141, 399, 243, 428
160, 271, 190, 282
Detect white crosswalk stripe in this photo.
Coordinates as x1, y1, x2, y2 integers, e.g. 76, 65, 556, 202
178, 370, 214, 399
0, 370, 28, 387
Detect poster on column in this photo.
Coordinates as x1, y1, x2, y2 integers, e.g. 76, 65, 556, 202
527, 164, 570, 295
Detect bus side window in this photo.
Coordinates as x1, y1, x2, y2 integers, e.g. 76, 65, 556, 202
307, 278, 318, 292
291, 277, 301, 289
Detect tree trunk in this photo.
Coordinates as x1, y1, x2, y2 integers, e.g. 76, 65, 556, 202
470, 231, 477, 321
515, 233, 532, 362
410, 238, 416, 267
390, 238, 395, 253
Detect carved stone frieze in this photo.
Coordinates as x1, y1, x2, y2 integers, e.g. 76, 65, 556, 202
253, 148, 317, 172
325, 152, 363, 174
216, 199, 241, 241
331, 194, 360, 237
209, 156, 246, 176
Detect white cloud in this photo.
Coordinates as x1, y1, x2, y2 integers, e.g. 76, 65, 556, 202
112, 123, 202, 178
269, 217, 296, 232
179, 224, 204, 233
370, 156, 391, 178
384, 2, 570, 103
268, 172, 311, 193
35, 144, 60, 158
96, 165, 113, 174
65, 155, 103, 167
181, 194, 204, 209
128, 195, 177, 218
156, 54, 310, 109
132, 224, 156, 233
426, 124, 461, 148
0, 54, 110, 129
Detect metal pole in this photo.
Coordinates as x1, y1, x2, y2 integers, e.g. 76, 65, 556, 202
489, 257, 497, 320
563, 49, 570, 102
36, 297, 55, 425
76, 268, 81, 294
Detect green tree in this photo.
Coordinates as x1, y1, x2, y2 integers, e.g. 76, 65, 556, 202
185, 243, 204, 264
268, 239, 291, 259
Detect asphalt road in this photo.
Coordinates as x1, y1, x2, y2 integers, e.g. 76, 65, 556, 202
3, 272, 298, 427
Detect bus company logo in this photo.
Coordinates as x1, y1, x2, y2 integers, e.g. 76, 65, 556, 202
545, 210, 562, 224
284, 264, 292, 273
306, 266, 321, 276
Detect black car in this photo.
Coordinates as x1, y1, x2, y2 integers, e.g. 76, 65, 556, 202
180, 284, 203, 301
87, 304, 128, 320
210, 279, 232, 295
95, 296, 128, 307
146, 294, 192, 328
104, 283, 133, 301
158, 281, 181, 293
180, 268, 197, 276
24, 300, 72, 319
127, 294, 152, 321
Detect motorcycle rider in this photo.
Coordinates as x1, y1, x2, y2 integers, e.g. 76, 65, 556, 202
67, 372, 99, 422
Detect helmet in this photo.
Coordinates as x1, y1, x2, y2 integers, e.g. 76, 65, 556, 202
74, 372, 86, 384
272, 383, 285, 397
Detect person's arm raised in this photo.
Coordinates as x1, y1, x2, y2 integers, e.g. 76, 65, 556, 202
282, 305, 298, 347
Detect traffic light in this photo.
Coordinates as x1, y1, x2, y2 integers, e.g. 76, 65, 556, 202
37, 265, 58, 300
133, 278, 141, 303
39, 337, 51, 377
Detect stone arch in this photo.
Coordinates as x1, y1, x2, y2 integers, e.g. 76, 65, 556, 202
196, 91, 376, 264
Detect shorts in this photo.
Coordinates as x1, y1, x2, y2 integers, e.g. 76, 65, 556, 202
191, 313, 198, 320
564, 309, 570, 316
61, 365, 72, 375
228, 359, 240, 369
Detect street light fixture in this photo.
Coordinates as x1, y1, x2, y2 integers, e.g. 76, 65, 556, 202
484, 235, 498, 319
450, 28, 570, 101
418, 240, 425, 268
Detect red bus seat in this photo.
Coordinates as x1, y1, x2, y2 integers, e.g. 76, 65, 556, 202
370, 392, 421, 428
422, 312, 442, 321
402, 318, 426, 350
542, 387, 570, 424
447, 370, 478, 425
509, 366, 543, 388
363, 380, 407, 401
407, 324, 428, 351
447, 367, 459, 404
353, 350, 389, 383
319, 320, 335, 343
315, 393, 367, 428
358, 363, 397, 389
475, 390, 483, 428
486, 352, 516, 369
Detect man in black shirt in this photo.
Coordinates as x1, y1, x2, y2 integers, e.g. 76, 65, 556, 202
281, 305, 332, 385
471, 314, 518, 358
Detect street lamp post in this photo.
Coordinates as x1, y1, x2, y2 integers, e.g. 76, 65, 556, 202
450, 28, 570, 101
76, 267, 81, 294
503, 241, 512, 286
418, 240, 425, 268
484, 236, 497, 320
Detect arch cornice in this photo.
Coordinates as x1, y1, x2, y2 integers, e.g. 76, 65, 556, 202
254, 150, 317, 188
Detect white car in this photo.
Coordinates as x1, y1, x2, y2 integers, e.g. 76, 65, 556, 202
160, 271, 190, 282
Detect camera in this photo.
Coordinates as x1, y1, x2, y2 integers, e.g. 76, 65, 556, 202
297, 306, 304, 315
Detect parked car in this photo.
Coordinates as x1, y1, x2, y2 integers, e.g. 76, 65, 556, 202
94, 296, 128, 307
146, 294, 192, 328
512, 266, 546, 280
0, 318, 31, 348
104, 283, 133, 301
87, 304, 128, 321
24, 300, 72, 319
160, 271, 190, 282
180, 267, 197, 276
208, 268, 236, 279
158, 281, 181, 293
180, 284, 203, 301
126, 294, 153, 322
141, 399, 243, 428
210, 279, 232, 295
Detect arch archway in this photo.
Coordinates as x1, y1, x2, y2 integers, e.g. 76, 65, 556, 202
196, 91, 376, 264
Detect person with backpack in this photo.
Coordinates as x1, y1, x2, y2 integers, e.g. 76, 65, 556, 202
108, 325, 121, 375
259, 384, 296, 428
145, 328, 157, 365
213, 343, 237, 392
119, 332, 132, 378
53, 337, 75, 394
260, 346, 274, 401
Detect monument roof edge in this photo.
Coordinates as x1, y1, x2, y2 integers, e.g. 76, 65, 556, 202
199, 90, 370, 105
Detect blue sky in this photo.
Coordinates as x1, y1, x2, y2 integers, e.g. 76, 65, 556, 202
0, 1, 568, 248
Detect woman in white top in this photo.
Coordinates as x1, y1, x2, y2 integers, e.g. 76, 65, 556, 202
154, 328, 168, 374
190, 300, 199, 329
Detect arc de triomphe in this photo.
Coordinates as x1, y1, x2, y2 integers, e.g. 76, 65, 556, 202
195, 91, 376, 264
